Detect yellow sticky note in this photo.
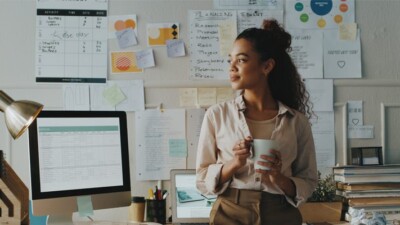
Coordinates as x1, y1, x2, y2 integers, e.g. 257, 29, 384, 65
339, 23, 357, 40
179, 88, 198, 107
198, 88, 217, 107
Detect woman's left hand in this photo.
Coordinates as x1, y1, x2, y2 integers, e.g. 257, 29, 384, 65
255, 149, 283, 184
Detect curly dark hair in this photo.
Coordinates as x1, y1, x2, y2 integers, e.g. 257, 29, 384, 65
236, 19, 313, 119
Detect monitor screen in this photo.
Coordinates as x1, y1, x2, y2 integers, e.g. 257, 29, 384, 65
28, 110, 131, 219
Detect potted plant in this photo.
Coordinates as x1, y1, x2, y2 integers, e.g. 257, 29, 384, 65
299, 171, 343, 223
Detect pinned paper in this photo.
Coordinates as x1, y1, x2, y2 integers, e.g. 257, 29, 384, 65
147, 23, 179, 46
136, 48, 155, 68
116, 28, 137, 48
198, 88, 217, 106
179, 88, 198, 107
169, 139, 187, 157
339, 23, 357, 40
108, 14, 138, 39
110, 51, 143, 73
216, 87, 233, 103
166, 39, 185, 57
347, 100, 363, 126
218, 20, 237, 56
348, 125, 374, 139
77, 196, 94, 217
29, 200, 48, 225
103, 84, 126, 106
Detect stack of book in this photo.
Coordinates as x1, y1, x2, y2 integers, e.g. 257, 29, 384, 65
333, 165, 400, 222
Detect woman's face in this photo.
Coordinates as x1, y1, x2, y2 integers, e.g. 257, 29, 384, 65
228, 38, 271, 91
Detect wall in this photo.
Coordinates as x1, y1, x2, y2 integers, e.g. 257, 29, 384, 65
1, 0, 400, 221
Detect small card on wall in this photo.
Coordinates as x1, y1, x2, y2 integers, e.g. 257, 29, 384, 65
110, 51, 143, 74
147, 23, 179, 46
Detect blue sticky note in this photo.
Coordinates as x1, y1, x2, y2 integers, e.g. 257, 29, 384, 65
29, 200, 48, 225
169, 139, 187, 157
77, 196, 94, 217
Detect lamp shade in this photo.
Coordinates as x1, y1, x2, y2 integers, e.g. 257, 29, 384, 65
0, 90, 43, 139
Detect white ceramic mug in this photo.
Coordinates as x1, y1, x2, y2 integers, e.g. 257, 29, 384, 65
252, 139, 279, 170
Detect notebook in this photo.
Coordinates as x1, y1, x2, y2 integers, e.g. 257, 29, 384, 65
170, 169, 216, 225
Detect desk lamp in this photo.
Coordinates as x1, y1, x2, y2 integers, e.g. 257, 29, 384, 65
0, 90, 43, 225
0, 90, 43, 139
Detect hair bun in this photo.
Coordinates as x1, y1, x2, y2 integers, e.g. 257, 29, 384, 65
262, 19, 292, 52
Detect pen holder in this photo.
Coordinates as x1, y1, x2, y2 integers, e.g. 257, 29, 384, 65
146, 199, 166, 223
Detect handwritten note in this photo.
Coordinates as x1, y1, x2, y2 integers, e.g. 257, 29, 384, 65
289, 29, 323, 79
135, 109, 186, 180
198, 88, 217, 107
136, 48, 155, 68
166, 39, 185, 57
36, 0, 108, 83
218, 20, 237, 57
116, 28, 137, 49
189, 10, 236, 79
237, 9, 283, 33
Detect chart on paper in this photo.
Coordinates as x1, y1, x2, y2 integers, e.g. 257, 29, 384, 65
36, 0, 108, 83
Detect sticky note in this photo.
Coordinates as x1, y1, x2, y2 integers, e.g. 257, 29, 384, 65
77, 196, 94, 217
169, 139, 187, 157
116, 28, 138, 49
166, 39, 185, 57
29, 200, 48, 225
136, 48, 155, 68
102, 84, 126, 106
339, 23, 357, 40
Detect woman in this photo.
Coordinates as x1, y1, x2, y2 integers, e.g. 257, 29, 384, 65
196, 20, 318, 225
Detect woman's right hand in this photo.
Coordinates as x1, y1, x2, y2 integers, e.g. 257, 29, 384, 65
232, 136, 253, 169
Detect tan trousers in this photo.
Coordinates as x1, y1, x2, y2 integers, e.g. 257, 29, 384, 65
210, 188, 302, 225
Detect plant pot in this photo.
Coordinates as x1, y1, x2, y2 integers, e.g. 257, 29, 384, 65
299, 202, 343, 223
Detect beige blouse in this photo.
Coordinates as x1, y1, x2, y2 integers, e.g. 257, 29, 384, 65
195, 94, 318, 207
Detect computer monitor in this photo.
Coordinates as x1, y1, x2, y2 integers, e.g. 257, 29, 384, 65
28, 110, 131, 223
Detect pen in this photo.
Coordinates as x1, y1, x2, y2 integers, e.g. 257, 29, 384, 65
148, 188, 154, 200
162, 191, 169, 200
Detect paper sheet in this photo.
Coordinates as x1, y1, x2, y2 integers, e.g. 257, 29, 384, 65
36, 0, 108, 83
237, 9, 283, 33
285, 0, 355, 29
289, 29, 323, 79
63, 85, 90, 110
198, 88, 217, 107
90, 80, 145, 111
310, 111, 335, 178
108, 14, 138, 39
189, 10, 236, 80
186, 108, 206, 169
323, 29, 362, 79
305, 79, 333, 111
213, 0, 283, 10
135, 109, 186, 180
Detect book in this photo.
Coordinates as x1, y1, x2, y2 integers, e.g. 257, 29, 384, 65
337, 182, 400, 191
333, 165, 400, 175
337, 189, 400, 198
334, 173, 400, 184
348, 197, 400, 207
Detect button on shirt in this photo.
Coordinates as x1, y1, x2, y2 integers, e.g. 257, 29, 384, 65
195, 95, 318, 207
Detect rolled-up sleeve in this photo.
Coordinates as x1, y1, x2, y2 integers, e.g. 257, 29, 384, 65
196, 109, 230, 195
289, 119, 318, 207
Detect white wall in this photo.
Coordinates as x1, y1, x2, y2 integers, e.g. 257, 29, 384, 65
1, 0, 400, 221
